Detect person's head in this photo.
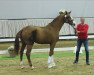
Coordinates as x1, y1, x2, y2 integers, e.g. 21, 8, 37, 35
80, 17, 85, 24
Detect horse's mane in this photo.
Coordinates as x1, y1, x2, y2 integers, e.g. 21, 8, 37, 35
50, 15, 60, 24
47, 15, 63, 27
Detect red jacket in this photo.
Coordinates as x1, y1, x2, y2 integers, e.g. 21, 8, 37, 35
76, 23, 89, 39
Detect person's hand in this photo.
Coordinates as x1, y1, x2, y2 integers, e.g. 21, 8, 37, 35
74, 26, 76, 29
77, 31, 80, 33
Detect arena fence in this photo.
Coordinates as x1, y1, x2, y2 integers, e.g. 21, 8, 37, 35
0, 17, 94, 38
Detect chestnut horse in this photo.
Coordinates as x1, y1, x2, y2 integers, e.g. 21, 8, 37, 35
14, 10, 75, 69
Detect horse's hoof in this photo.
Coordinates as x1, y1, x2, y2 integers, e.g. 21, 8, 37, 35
20, 61, 24, 69
48, 64, 53, 69
31, 66, 34, 70
21, 66, 24, 69
48, 66, 52, 69
48, 62, 56, 69
52, 62, 56, 67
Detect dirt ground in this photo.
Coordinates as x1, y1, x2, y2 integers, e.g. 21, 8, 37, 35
0, 56, 94, 75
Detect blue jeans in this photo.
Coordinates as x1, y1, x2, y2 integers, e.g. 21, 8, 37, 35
75, 39, 89, 63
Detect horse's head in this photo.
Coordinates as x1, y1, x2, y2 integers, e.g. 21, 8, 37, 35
59, 9, 76, 34
59, 9, 75, 28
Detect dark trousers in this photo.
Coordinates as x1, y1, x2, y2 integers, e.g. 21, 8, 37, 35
75, 39, 89, 63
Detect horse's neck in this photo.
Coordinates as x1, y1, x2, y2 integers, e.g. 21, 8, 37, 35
46, 15, 65, 32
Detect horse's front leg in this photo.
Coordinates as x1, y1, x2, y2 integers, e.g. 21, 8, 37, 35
48, 43, 56, 68
20, 43, 26, 69
26, 44, 34, 70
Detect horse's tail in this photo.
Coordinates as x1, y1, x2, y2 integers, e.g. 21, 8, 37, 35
14, 30, 22, 55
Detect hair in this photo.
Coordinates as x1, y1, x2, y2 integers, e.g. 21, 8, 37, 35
80, 17, 85, 20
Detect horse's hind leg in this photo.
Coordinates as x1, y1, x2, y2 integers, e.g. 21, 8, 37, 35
48, 43, 56, 68
20, 43, 26, 69
26, 44, 34, 69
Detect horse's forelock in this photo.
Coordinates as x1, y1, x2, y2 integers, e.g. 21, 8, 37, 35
59, 9, 66, 14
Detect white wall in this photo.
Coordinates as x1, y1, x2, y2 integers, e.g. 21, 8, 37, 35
0, 0, 94, 19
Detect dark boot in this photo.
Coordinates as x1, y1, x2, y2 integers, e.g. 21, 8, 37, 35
86, 62, 90, 65
73, 51, 79, 64
86, 51, 90, 65
73, 60, 78, 64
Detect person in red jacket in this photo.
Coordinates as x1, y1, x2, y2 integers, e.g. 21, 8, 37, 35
73, 17, 90, 65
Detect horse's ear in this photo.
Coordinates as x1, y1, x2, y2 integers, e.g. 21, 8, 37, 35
69, 11, 71, 14
64, 11, 68, 17
65, 11, 67, 14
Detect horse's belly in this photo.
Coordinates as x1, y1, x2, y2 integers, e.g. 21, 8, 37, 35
35, 35, 58, 44
35, 37, 51, 44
